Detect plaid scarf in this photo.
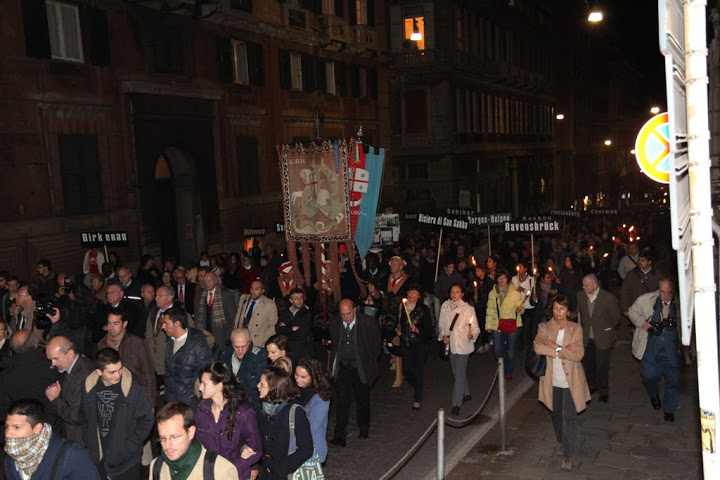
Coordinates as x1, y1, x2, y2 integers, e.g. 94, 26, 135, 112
5, 423, 52, 477
198, 289, 227, 328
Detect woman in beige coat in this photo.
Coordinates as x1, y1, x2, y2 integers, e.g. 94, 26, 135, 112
534, 294, 591, 472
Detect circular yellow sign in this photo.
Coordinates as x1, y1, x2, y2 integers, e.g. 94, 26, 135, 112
635, 113, 670, 184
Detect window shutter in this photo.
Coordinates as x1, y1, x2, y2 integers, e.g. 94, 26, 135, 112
22, 0, 51, 59
336, 62, 347, 96
84, 7, 110, 66
247, 42, 264, 86
334, 0, 344, 17
367, 0, 374, 26
301, 54, 316, 92
316, 59, 327, 93
350, 66, 360, 98
368, 68, 377, 99
217, 37, 233, 83
236, 136, 260, 195
278, 49, 292, 90
58, 134, 103, 216
348, 0, 357, 26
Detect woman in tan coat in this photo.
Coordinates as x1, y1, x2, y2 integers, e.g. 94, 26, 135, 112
534, 295, 590, 472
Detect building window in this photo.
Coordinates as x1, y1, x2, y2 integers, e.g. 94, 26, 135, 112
326, 61, 336, 95
405, 90, 427, 134
230, 0, 252, 12
290, 52, 303, 90
236, 136, 260, 195
232, 40, 249, 84
57, 134, 103, 216
403, 17, 425, 50
46, 1, 83, 63
152, 28, 185, 75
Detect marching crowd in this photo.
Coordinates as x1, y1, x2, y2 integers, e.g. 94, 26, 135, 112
0, 212, 687, 477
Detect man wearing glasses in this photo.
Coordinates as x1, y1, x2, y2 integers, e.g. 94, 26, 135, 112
151, 401, 238, 479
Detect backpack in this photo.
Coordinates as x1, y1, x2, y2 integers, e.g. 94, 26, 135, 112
152, 449, 218, 480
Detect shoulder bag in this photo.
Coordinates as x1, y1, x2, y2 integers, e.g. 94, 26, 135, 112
525, 320, 549, 378
439, 313, 460, 360
496, 296, 517, 333
288, 404, 325, 480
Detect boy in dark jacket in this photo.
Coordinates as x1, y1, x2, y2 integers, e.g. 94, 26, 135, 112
80, 348, 154, 480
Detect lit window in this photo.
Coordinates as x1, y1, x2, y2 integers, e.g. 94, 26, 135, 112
231, 40, 249, 84
403, 17, 425, 50
326, 61, 336, 95
46, 1, 84, 63
290, 52, 303, 90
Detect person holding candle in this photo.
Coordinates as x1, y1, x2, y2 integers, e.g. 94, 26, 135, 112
533, 294, 590, 472
438, 283, 478, 416
511, 261, 535, 353
395, 282, 433, 410
485, 268, 525, 382
473, 265, 494, 353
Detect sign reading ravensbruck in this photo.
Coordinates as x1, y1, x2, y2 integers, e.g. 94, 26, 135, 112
504, 220, 561, 233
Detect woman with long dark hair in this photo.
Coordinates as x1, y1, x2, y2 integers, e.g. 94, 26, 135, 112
195, 362, 262, 480
294, 356, 333, 463
253, 367, 313, 479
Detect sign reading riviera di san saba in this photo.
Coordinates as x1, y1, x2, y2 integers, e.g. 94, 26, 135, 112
81, 232, 129, 247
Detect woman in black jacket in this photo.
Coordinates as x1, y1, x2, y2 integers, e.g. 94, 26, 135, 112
396, 282, 434, 410
253, 366, 313, 479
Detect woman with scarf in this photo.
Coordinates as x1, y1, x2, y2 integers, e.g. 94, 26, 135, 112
395, 282, 433, 410
438, 283, 479, 416
485, 268, 525, 382
195, 362, 262, 480
294, 356, 333, 463
533, 295, 590, 472
251, 366, 313, 479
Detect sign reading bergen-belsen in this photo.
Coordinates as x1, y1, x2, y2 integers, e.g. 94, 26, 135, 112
244, 227, 266, 237
550, 209, 581, 218
81, 232, 129, 248
417, 213, 468, 230
467, 213, 512, 226
504, 220, 561, 233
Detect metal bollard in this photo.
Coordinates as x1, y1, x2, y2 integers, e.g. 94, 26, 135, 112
498, 357, 506, 451
437, 408, 445, 479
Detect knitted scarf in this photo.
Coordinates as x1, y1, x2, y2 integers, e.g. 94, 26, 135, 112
160, 437, 202, 480
5, 423, 53, 477
198, 289, 226, 328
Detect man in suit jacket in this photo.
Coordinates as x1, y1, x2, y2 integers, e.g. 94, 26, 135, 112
172, 267, 196, 314
196, 272, 237, 354
235, 280, 278, 348
44, 335, 95, 446
328, 299, 381, 447
577, 274, 622, 403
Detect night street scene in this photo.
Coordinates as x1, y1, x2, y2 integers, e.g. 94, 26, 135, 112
0, 1, 717, 479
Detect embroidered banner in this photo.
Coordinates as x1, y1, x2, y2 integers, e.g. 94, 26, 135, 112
279, 140, 351, 242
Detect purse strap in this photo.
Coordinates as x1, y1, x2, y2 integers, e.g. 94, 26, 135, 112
288, 404, 299, 455
449, 313, 460, 331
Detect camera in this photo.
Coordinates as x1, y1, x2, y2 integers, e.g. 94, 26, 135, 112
647, 318, 664, 336
63, 277, 76, 296
34, 299, 56, 329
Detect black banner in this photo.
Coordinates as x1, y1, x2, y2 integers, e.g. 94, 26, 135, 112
589, 208, 618, 215
504, 220, 561, 233
244, 227, 266, 237
550, 209, 580, 218
81, 232, 129, 247
417, 213, 469, 230
467, 213, 512, 226
275, 223, 285, 234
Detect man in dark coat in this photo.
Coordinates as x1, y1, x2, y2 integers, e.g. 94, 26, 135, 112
80, 348, 154, 480
162, 306, 212, 409
172, 267, 196, 314
4, 399, 99, 480
0, 330, 62, 430
219, 327, 268, 414
328, 299, 381, 447
275, 288, 313, 361
91, 280, 142, 344
44, 335, 95, 446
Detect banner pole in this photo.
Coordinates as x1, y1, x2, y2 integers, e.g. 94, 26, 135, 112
487, 225, 492, 256
434, 228, 444, 283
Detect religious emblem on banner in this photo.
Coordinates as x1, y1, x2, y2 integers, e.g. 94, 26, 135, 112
279, 140, 352, 242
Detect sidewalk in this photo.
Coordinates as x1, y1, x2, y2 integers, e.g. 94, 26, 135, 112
446, 340, 702, 480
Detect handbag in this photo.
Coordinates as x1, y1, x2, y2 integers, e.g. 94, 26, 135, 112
439, 313, 460, 360
288, 404, 325, 480
496, 297, 517, 333
525, 320, 549, 378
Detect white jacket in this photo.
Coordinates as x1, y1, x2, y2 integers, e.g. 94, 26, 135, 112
438, 299, 478, 355
628, 290, 680, 360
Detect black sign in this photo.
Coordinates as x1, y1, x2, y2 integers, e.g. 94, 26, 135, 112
467, 213, 512, 226
446, 208, 476, 216
417, 213, 469, 230
550, 209, 581, 218
403, 213, 419, 221
504, 221, 561, 233
244, 228, 266, 237
520, 215, 554, 222
275, 223, 285, 234
81, 232, 129, 247
589, 208, 618, 215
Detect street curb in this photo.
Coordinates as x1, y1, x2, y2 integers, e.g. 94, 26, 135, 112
421, 376, 535, 480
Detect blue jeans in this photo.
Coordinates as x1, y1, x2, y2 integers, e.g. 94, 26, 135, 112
492, 328, 520, 375
641, 328, 681, 414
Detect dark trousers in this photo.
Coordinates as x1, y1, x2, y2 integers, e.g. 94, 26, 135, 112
520, 309, 535, 351
641, 329, 681, 414
333, 362, 371, 440
551, 387, 578, 458
401, 342, 429, 403
582, 339, 612, 396
99, 462, 141, 480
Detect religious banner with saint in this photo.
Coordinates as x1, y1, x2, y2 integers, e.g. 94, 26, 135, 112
279, 140, 352, 242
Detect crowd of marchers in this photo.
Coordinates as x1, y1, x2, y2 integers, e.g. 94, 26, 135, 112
0, 212, 688, 477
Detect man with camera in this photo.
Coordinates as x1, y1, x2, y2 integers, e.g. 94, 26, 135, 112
628, 278, 680, 422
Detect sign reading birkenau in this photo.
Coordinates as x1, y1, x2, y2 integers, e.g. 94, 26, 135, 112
81, 232, 129, 247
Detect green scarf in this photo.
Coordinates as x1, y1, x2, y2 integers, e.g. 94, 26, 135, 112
160, 438, 203, 480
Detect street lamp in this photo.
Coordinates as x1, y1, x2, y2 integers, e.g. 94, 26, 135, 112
604, 139, 612, 146
410, 19, 423, 41
586, 1, 603, 22
650, 106, 660, 114
556, 113, 565, 120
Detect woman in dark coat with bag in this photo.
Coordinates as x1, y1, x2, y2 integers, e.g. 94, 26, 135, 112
251, 366, 313, 480
395, 282, 433, 410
